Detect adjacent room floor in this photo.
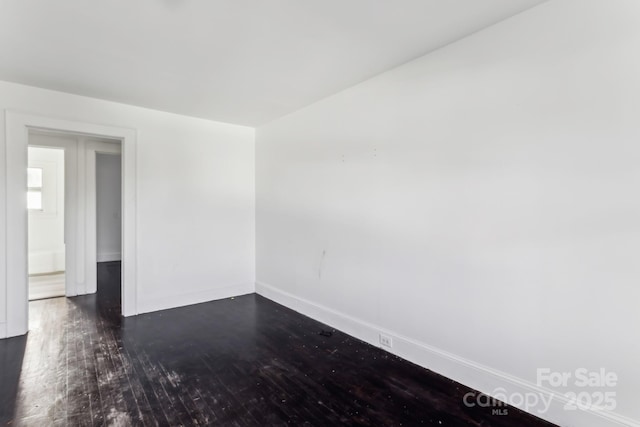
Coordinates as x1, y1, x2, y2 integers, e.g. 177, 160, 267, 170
0, 263, 555, 426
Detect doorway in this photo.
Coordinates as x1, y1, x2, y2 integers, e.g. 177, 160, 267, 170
95, 151, 122, 299
26, 130, 79, 303
27, 145, 66, 300
25, 130, 123, 305
3, 111, 138, 339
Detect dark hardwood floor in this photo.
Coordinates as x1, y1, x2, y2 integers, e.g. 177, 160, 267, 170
1, 262, 556, 426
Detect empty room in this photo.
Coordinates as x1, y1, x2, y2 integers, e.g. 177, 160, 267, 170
0, 1, 638, 426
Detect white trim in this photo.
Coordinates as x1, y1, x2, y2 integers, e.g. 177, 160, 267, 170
136, 282, 255, 315
256, 281, 640, 427
76, 140, 86, 289
3, 111, 138, 339
28, 250, 66, 275
97, 252, 121, 263
5, 113, 29, 337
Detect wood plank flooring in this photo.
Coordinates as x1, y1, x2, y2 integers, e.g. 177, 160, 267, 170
0, 262, 556, 426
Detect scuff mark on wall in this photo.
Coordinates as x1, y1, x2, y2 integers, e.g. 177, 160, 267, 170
318, 250, 327, 279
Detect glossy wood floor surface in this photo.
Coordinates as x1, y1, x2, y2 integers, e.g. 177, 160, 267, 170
1, 262, 556, 426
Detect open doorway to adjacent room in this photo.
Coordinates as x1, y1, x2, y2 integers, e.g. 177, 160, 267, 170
27, 145, 66, 300
5, 112, 137, 339
94, 151, 123, 303
26, 129, 123, 308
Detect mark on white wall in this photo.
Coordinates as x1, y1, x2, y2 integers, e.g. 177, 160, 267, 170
318, 249, 327, 279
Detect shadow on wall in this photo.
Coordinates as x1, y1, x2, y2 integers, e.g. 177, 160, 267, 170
0, 335, 28, 425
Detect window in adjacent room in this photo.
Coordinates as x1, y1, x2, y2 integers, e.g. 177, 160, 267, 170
27, 167, 43, 210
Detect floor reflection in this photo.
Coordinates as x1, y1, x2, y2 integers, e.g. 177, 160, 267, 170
0, 334, 27, 425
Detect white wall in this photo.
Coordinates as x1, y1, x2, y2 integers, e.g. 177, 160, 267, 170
0, 79, 255, 330
255, 1, 640, 426
96, 153, 122, 262
27, 145, 65, 274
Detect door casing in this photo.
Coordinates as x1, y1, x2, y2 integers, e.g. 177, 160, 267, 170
3, 111, 138, 339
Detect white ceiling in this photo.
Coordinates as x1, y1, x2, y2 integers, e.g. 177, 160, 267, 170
0, 0, 545, 126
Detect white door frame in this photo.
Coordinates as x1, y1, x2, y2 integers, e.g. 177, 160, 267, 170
4, 111, 138, 338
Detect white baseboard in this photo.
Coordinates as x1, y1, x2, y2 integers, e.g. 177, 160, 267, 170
136, 282, 255, 315
256, 281, 639, 427
0, 322, 6, 339
97, 252, 121, 262
28, 250, 65, 275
